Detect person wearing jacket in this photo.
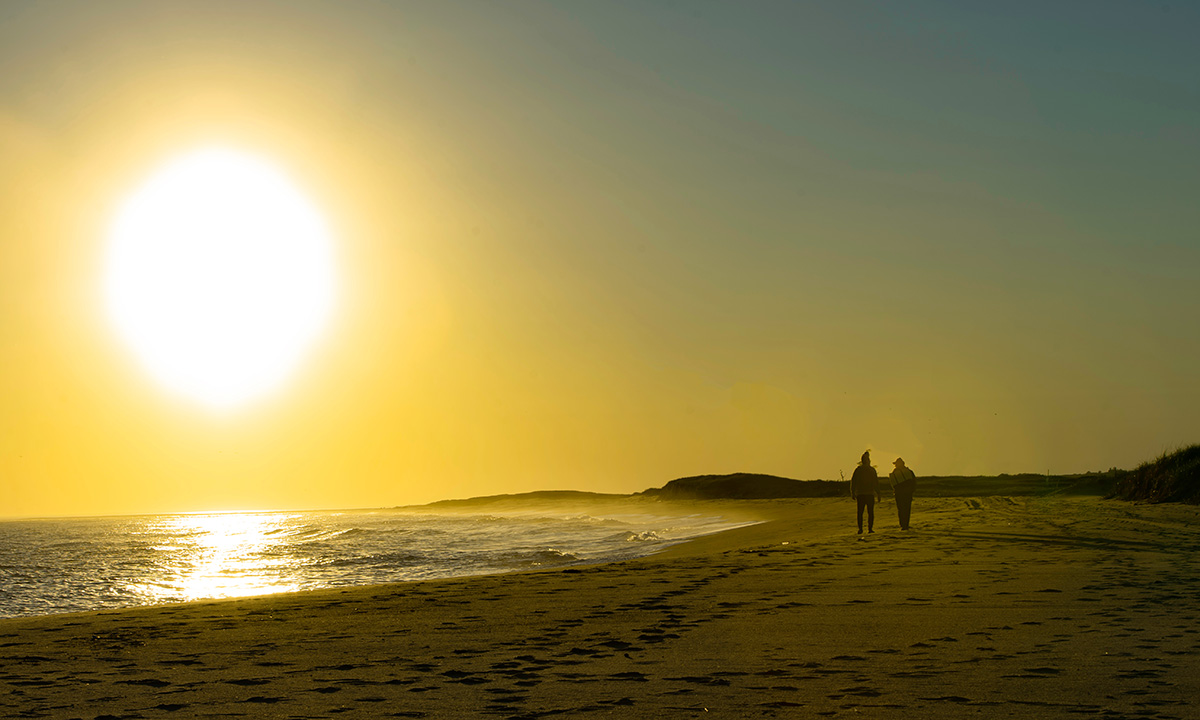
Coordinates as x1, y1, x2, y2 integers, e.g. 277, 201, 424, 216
850, 451, 881, 535
890, 457, 916, 530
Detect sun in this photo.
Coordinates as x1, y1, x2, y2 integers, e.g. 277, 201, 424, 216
104, 146, 336, 410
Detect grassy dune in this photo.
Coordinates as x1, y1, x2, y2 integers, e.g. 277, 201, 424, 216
1111, 444, 1200, 504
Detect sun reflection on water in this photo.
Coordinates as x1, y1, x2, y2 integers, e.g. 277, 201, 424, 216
135, 513, 303, 603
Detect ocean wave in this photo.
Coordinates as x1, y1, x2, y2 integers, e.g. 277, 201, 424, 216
561, 515, 628, 527
263, 524, 370, 543
613, 530, 663, 542
522, 548, 581, 566
316, 551, 426, 569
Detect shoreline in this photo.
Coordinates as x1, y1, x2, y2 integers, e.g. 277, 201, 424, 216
0, 498, 763, 622
3, 496, 1199, 718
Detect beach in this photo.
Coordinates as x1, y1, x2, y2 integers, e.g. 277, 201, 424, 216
3, 495, 1198, 718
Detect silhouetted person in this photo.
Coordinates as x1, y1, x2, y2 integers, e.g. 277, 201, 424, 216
890, 457, 916, 530
850, 451, 881, 535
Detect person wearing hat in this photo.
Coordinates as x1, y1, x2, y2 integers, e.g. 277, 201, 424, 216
850, 450, 881, 535
889, 457, 917, 530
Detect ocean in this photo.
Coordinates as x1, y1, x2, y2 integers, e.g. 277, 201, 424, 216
0, 506, 751, 619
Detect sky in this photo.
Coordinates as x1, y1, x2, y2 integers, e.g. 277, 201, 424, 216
2, 1, 1198, 517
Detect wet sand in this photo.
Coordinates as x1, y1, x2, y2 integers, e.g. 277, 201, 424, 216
2, 495, 1199, 718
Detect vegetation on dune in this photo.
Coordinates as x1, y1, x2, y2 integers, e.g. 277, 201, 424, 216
1110, 445, 1200, 504
639, 473, 844, 500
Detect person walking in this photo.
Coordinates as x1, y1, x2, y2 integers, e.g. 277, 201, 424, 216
850, 451, 881, 535
890, 457, 917, 530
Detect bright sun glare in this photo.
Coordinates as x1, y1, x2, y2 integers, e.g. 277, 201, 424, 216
105, 147, 336, 409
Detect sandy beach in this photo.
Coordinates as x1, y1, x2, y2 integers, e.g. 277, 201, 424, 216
3, 494, 1199, 719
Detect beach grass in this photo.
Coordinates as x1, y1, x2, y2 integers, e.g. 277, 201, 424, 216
1111, 444, 1200, 504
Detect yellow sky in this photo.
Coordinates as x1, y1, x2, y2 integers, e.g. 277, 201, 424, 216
3, 3, 1199, 517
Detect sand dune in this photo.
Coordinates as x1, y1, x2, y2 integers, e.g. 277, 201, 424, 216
2, 495, 1198, 718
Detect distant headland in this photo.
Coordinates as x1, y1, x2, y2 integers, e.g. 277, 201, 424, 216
424, 444, 1200, 507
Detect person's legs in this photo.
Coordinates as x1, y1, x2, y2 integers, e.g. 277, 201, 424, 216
897, 487, 912, 529
866, 495, 875, 532
856, 495, 867, 533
